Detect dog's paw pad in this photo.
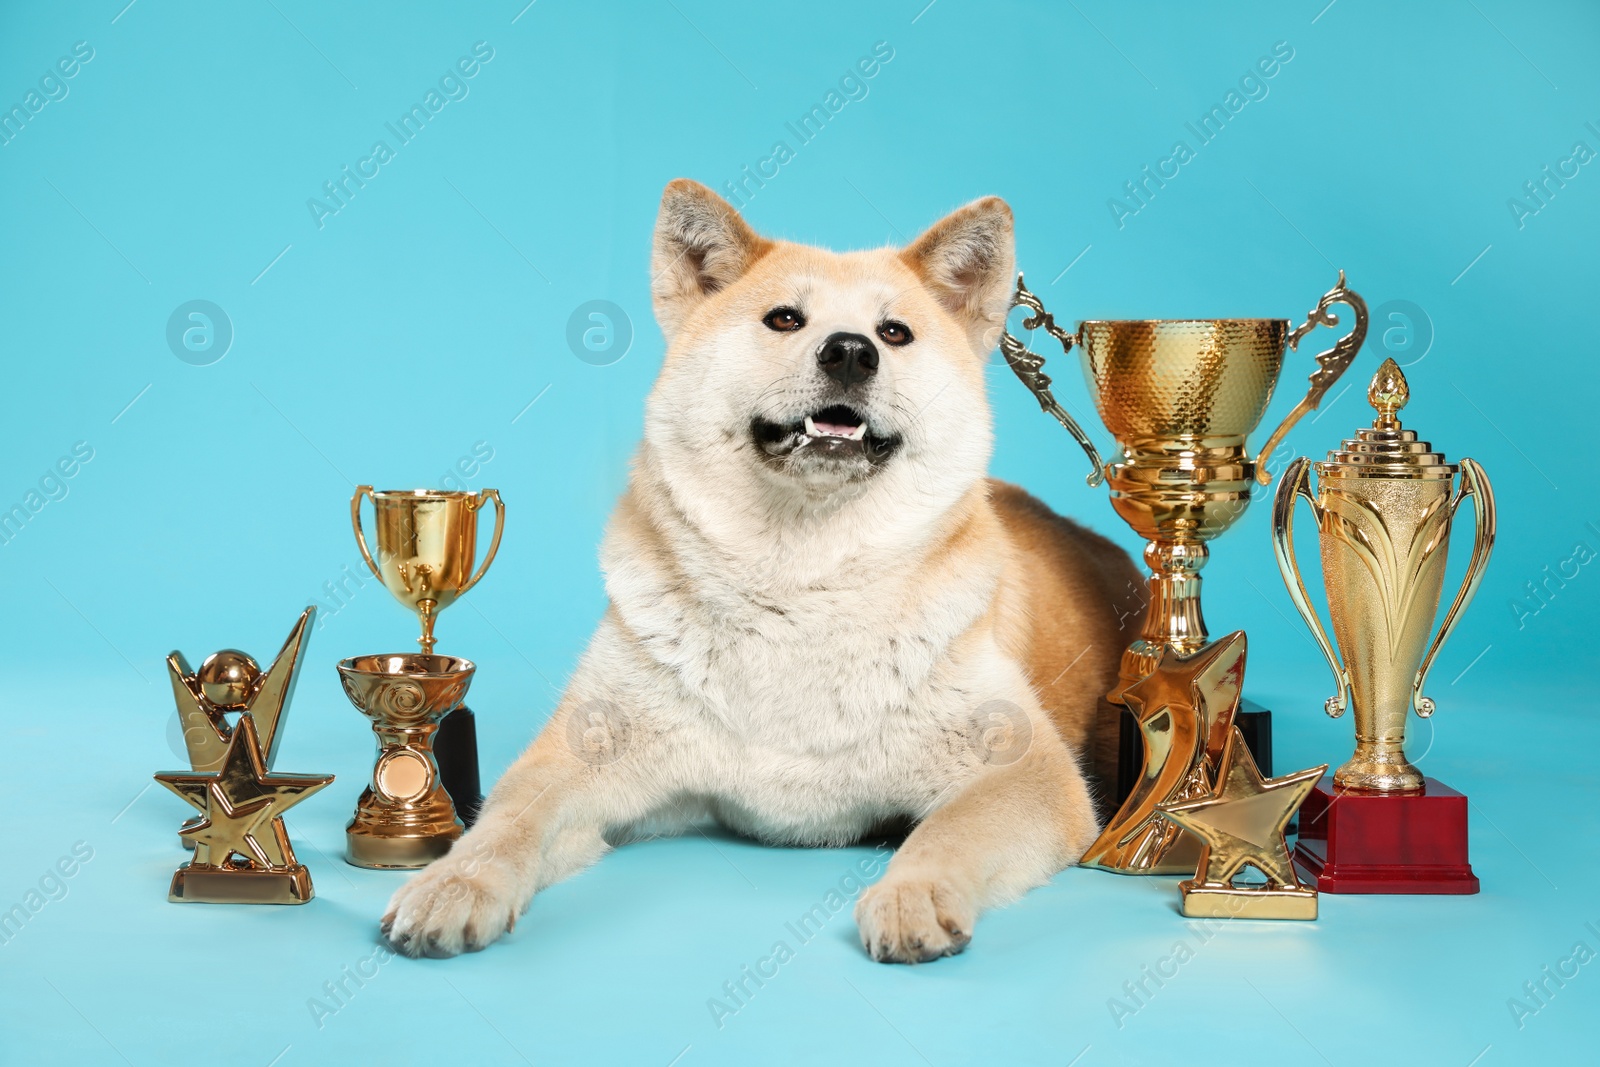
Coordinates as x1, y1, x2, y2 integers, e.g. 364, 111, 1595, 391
855, 876, 976, 964
381, 864, 519, 958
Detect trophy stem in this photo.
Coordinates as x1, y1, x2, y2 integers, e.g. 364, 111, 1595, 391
1109, 540, 1210, 705
1334, 721, 1425, 794
417, 599, 438, 656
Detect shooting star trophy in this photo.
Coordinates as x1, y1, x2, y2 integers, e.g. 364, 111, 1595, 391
155, 608, 333, 904
165, 606, 315, 847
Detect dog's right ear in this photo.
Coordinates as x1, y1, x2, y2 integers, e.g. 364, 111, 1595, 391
651, 179, 772, 340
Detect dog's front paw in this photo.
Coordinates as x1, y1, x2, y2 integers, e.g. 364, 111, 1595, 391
855, 874, 975, 964
381, 856, 520, 958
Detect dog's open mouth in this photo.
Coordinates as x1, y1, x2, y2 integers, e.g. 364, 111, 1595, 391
750, 404, 901, 468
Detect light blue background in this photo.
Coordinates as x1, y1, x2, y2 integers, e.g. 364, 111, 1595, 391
2, 1, 1596, 1064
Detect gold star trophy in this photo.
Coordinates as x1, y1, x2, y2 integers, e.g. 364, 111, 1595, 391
1157, 727, 1325, 920
154, 711, 334, 904
1080, 632, 1246, 874
166, 607, 314, 847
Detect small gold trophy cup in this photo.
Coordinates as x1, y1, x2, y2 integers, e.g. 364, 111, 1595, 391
339, 653, 475, 868
1002, 273, 1369, 703
1273, 359, 1494, 893
351, 487, 505, 655
345, 486, 506, 864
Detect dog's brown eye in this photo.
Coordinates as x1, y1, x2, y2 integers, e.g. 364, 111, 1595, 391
763, 307, 805, 332
878, 321, 913, 346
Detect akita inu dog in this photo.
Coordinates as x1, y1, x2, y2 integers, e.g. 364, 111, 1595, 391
382, 180, 1139, 962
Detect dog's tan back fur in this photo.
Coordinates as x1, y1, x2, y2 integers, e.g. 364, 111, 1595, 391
990, 480, 1139, 793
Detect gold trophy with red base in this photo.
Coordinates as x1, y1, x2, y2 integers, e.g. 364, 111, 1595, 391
1274, 359, 1494, 893
345, 487, 505, 867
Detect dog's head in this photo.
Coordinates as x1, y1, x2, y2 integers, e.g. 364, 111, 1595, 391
643, 179, 1014, 513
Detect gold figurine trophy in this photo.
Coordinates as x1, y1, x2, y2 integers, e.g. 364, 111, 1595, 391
1002, 273, 1368, 875
1273, 359, 1494, 893
344, 487, 504, 868
166, 606, 314, 847
155, 608, 334, 904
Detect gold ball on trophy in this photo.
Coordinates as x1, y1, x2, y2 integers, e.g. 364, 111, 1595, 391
197, 650, 261, 709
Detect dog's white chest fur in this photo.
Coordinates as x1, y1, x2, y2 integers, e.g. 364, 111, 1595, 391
599, 515, 1009, 844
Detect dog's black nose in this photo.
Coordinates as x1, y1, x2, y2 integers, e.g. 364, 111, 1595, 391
817, 332, 879, 390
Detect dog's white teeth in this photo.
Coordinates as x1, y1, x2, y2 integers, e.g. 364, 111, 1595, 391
802, 413, 868, 440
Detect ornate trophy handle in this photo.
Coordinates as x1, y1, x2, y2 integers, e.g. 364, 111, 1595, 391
1254, 271, 1370, 485
459, 488, 505, 596
351, 485, 382, 580
1271, 457, 1351, 718
999, 273, 1106, 488
1412, 458, 1496, 718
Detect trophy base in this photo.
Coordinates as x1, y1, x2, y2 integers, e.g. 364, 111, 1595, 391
169, 863, 314, 904
1178, 880, 1317, 920
1292, 776, 1479, 894
1114, 698, 1274, 806
346, 828, 460, 870
435, 705, 483, 828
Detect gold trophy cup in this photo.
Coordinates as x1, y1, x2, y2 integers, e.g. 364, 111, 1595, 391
351, 487, 505, 655
1002, 272, 1368, 702
339, 653, 476, 868
1272, 359, 1493, 893
346, 486, 505, 865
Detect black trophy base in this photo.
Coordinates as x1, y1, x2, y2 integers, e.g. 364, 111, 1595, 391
1114, 696, 1274, 808
434, 705, 483, 827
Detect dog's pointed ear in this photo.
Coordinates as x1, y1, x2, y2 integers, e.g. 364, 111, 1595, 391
651, 179, 772, 340
899, 197, 1016, 346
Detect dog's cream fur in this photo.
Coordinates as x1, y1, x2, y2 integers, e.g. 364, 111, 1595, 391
382, 180, 1139, 962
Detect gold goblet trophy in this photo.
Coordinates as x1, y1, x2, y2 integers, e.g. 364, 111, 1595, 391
352, 487, 505, 655
344, 487, 505, 867
1001, 273, 1369, 702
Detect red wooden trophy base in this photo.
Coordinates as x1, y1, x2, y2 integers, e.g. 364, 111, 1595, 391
1292, 776, 1479, 894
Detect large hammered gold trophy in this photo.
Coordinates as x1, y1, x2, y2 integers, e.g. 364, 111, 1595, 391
1273, 360, 1493, 893
1001, 272, 1368, 875
344, 487, 505, 867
